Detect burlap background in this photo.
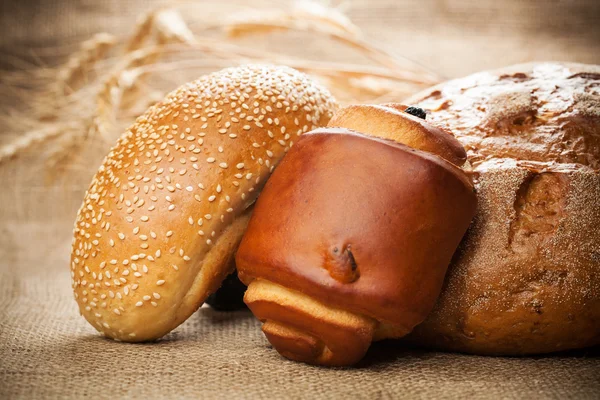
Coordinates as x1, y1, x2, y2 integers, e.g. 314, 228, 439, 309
1, 1, 599, 399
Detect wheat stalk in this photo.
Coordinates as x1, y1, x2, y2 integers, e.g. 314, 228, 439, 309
0, 125, 75, 164
0, 1, 439, 174
126, 10, 157, 52
96, 8, 196, 142
94, 47, 160, 142
56, 33, 117, 95
220, 2, 439, 83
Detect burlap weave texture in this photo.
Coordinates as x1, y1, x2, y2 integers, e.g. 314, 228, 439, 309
0, 222, 599, 399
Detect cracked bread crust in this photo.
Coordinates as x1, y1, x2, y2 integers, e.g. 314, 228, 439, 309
404, 63, 600, 355
408, 62, 600, 169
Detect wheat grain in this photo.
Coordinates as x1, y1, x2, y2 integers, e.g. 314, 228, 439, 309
0, 1, 440, 174
154, 8, 196, 45
57, 33, 117, 94
126, 9, 157, 52
0, 125, 75, 164
95, 48, 160, 142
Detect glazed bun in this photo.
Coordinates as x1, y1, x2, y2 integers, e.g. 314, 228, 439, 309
404, 62, 600, 355
236, 104, 476, 366
70, 65, 337, 341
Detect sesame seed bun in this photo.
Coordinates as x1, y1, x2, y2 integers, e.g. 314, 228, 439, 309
70, 65, 337, 342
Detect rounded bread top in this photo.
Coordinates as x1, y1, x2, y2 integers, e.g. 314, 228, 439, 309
70, 65, 337, 341
327, 103, 468, 166
405, 62, 600, 169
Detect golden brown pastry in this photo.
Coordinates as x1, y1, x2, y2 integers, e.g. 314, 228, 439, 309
236, 104, 477, 366
404, 62, 600, 355
70, 65, 337, 341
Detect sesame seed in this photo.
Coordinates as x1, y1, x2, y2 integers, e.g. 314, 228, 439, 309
157, 280, 165, 286
136, 302, 143, 307
219, 162, 228, 169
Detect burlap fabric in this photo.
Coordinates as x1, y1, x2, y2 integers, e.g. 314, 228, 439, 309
1, 221, 599, 399
1, 1, 599, 398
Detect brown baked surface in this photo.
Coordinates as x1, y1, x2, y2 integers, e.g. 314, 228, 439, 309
404, 62, 600, 354
408, 62, 600, 168
236, 124, 476, 365
238, 128, 475, 325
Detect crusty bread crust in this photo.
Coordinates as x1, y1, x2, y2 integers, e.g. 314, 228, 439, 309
404, 62, 600, 354
70, 65, 337, 341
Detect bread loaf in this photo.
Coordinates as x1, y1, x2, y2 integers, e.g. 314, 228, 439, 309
404, 62, 600, 354
70, 65, 337, 341
236, 105, 476, 366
